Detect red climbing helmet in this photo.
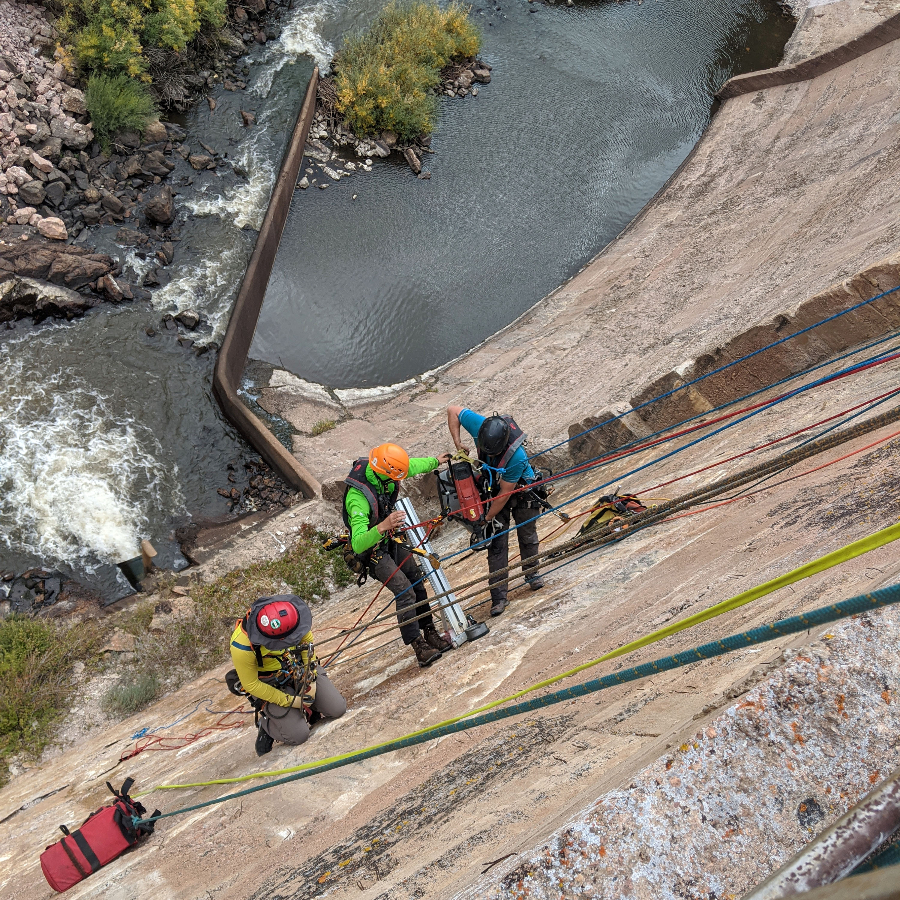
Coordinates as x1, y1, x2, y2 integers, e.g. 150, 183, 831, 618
256, 599, 300, 637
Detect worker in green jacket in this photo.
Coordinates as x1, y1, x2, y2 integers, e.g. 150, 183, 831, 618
343, 442, 451, 668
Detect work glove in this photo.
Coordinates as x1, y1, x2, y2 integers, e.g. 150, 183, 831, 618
290, 681, 317, 707
470, 519, 501, 551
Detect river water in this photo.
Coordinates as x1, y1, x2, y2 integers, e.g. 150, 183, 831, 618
0, 0, 793, 597
251, 0, 794, 389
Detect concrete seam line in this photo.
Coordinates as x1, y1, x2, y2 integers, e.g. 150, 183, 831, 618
212, 68, 321, 498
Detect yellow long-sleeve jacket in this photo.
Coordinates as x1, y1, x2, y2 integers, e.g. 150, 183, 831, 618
229, 620, 315, 707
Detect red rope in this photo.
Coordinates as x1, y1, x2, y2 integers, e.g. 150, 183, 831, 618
663, 427, 900, 524
638, 386, 900, 496
119, 706, 250, 761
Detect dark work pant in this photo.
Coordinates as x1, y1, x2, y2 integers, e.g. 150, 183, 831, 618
369, 542, 434, 645
488, 501, 540, 602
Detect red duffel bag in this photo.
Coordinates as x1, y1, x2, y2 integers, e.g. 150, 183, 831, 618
40, 779, 159, 893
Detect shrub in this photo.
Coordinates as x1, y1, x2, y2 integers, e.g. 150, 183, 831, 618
58, 0, 227, 78
102, 672, 161, 715
85, 74, 157, 147
0, 616, 101, 783
335, 0, 482, 141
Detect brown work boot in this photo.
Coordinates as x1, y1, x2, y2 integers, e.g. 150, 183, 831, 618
411, 635, 442, 668
423, 624, 452, 652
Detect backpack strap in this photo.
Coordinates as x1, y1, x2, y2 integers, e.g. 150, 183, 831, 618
240, 614, 265, 667
71, 830, 101, 873
59, 836, 88, 878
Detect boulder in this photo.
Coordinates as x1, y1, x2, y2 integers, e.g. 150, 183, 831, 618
142, 120, 168, 144
43, 181, 66, 206
142, 150, 174, 177
50, 118, 93, 150
35, 136, 62, 159
0, 275, 95, 323
36, 217, 67, 240
100, 191, 124, 215
372, 140, 391, 158
114, 130, 141, 150
143, 184, 175, 225
28, 150, 53, 173
5, 165, 31, 186
473, 67, 492, 84
98, 273, 124, 301
81, 203, 103, 226
73, 170, 89, 190
61, 89, 87, 116
240, 110, 256, 127
175, 308, 200, 329
18, 180, 45, 206
118, 155, 143, 179
189, 153, 213, 170
403, 147, 422, 175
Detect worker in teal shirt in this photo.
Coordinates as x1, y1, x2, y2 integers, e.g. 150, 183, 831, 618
447, 406, 543, 617
343, 442, 452, 668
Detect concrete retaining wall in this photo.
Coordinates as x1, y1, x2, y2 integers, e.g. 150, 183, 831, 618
212, 68, 321, 498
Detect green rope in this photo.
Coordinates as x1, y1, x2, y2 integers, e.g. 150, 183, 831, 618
133, 581, 900, 827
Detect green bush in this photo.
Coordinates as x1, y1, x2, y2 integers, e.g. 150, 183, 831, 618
58, 0, 226, 78
85, 74, 157, 147
335, 0, 481, 141
102, 672, 161, 715
0, 616, 101, 784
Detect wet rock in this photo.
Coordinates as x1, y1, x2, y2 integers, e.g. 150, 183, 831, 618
0, 275, 94, 323
0, 240, 115, 291
115, 227, 148, 246
158, 241, 175, 264
98, 273, 124, 301
403, 147, 422, 175
473, 67, 492, 83
18, 180, 45, 206
36, 217, 67, 241
143, 184, 175, 225
254, 31, 267, 44
297, 176, 309, 189
240, 110, 256, 127
208, 97, 217, 111
189, 153, 213, 170
175, 308, 201, 329
8, 578, 36, 614
373, 140, 391, 158
142, 150, 174, 177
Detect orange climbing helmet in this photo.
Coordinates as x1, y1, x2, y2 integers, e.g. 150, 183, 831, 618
369, 443, 410, 480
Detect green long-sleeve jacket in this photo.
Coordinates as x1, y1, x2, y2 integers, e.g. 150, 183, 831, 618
345, 459, 439, 555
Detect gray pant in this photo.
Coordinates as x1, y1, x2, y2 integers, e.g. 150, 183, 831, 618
369, 542, 434, 645
487, 501, 540, 602
260, 672, 346, 745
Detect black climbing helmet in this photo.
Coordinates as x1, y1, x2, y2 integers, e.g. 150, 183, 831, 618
477, 415, 510, 457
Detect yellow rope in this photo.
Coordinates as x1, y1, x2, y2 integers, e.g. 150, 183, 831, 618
137, 520, 900, 795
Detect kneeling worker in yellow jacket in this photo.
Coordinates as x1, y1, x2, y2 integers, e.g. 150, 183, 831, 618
229, 594, 346, 756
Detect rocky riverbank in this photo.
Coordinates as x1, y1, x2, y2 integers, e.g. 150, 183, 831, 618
0, 0, 291, 323
299, 58, 493, 189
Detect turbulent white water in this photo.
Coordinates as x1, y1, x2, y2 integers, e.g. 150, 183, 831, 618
0, 327, 184, 572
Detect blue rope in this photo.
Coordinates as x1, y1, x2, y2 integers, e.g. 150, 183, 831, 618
529, 284, 900, 460
133, 582, 900, 825
130, 700, 226, 741
451, 348, 900, 559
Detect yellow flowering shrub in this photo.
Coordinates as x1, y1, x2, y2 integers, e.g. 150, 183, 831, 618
57, 0, 227, 77
336, 0, 482, 141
